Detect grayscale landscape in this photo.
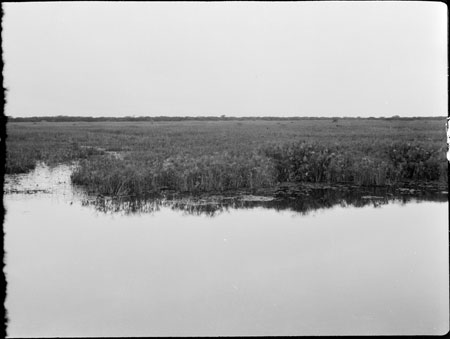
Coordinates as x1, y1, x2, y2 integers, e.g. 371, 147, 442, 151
2, 1, 448, 337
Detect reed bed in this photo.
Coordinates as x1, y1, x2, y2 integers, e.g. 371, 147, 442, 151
71, 152, 277, 196
263, 140, 447, 186
6, 118, 448, 195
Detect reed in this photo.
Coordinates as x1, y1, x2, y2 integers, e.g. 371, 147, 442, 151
70, 152, 277, 196
262, 140, 447, 186
6, 118, 448, 196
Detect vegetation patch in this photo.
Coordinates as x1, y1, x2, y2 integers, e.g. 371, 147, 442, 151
263, 140, 447, 186
71, 152, 277, 196
6, 118, 448, 196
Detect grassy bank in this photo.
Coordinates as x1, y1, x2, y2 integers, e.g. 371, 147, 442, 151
6, 118, 448, 196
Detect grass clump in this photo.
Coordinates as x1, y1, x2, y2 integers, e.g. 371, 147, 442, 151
71, 156, 151, 196
263, 140, 447, 186
387, 142, 447, 182
5, 126, 105, 174
155, 152, 276, 192
71, 152, 277, 196
5, 147, 39, 174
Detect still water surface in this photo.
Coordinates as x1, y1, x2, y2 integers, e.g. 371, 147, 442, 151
4, 164, 449, 336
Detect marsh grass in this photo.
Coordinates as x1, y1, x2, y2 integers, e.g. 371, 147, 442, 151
5, 127, 105, 173
70, 152, 277, 196
264, 140, 447, 186
6, 119, 448, 195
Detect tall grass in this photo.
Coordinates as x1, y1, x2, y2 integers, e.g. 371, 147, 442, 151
263, 140, 447, 186
71, 152, 277, 196
5, 126, 105, 173
6, 119, 448, 195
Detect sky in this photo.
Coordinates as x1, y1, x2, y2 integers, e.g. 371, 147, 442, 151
2, 1, 448, 118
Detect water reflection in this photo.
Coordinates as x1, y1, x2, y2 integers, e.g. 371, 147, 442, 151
4, 164, 449, 336
5, 163, 448, 216
81, 188, 448, 217
4, 198, 449, 336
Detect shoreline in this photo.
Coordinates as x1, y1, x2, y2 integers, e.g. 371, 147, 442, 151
4, 163, 447, 216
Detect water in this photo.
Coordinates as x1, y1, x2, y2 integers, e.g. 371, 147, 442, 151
4, 164, 449, 336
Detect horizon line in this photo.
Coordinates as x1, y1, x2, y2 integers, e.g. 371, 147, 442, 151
6, 115, 447, 119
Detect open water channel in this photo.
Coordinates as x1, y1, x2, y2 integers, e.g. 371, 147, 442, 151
3, 163, 449, 336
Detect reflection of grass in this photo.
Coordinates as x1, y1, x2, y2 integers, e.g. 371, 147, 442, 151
82, 186, 449, 216
6, 119, 448, 195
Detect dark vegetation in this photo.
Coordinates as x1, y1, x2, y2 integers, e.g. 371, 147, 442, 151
8, 115, 445, 123
6, 118, 448, 197
83, 185, 449, 216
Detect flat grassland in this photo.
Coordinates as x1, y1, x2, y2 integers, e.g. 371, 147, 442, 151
6, 118, 448, 196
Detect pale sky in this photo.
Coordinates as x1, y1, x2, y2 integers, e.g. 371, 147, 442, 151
2, 1, 448, 117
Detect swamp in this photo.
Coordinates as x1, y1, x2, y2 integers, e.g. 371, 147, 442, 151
4, 117, 449, 336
